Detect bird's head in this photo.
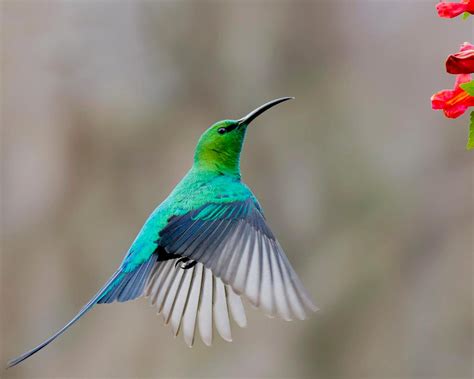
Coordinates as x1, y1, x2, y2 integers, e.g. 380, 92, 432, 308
194, 97, 293, 178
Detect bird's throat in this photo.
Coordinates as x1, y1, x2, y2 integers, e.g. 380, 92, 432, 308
193, 149, 241, 178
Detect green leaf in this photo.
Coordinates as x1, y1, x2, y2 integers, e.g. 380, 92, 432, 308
467, 111, 474, 150
461, 12, 470, 20
460, 80, 474, 96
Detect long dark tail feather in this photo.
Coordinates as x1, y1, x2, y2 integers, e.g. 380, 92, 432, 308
6, 270, 123, 368
7, 254, 158, 368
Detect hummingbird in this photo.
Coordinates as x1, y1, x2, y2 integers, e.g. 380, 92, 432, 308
8, 97, 318, 368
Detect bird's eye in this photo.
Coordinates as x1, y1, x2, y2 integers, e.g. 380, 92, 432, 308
217, 127, 227, 135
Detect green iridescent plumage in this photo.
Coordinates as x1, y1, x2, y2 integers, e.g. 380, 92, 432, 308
8, 97, 317, 368
120, 118, 255, 272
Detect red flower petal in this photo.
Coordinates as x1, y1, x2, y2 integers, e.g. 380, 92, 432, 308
431, 74, 474, 118
459, 42, 474, 52
431, 90, 454, 109
454, 73, 472, 87
443, 102, 471, 118
436, 0, 474, 18
446, 42, 474, 74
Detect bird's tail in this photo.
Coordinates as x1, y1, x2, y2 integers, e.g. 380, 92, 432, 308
6, 270, 123, 368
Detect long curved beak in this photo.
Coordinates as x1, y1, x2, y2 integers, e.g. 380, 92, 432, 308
238, 97, 294, 126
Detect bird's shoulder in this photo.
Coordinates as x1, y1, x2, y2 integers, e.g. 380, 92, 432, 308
159, 169, 262, 225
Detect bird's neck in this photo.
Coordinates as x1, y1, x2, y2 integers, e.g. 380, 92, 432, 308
192, 154, 241, 179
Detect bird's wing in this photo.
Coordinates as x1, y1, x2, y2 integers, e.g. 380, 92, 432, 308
144, 260, 246, 347
145, 198, 317, 346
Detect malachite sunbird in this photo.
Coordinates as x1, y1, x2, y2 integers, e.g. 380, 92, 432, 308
8, 97, 318, 368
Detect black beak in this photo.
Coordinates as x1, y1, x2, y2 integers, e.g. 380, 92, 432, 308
237, 97, 294, 126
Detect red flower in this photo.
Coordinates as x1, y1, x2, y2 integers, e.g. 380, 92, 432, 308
436, 0, 474, 18
431, 74, 474, 118
446, 42, 474, 74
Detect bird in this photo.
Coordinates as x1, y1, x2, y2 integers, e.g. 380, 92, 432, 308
7, 97, 318, 368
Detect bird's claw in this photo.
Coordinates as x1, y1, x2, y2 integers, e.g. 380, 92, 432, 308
174, 257, 197, 270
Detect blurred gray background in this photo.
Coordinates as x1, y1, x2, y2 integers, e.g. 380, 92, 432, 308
1, 1, 473, 378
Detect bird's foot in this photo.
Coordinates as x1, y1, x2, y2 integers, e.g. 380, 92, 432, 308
175, 257, 197, 270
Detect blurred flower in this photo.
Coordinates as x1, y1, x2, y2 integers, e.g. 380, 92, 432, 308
436, 0, 474, 18
446, 42, 474, 74
431, 74, 474, 118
